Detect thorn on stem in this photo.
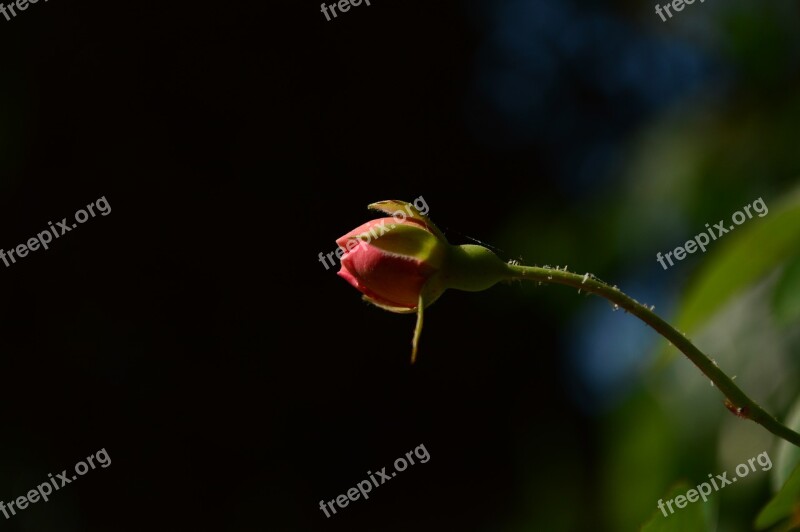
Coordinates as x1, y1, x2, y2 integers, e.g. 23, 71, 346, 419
724, 398, 749, 419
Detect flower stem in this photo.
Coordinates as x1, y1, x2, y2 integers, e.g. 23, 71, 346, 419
506, 264, 800, 448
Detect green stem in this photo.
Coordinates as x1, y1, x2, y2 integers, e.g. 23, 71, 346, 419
506, 263, 800, 448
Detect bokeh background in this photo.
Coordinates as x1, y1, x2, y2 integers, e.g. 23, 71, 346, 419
0, 0, 798, 530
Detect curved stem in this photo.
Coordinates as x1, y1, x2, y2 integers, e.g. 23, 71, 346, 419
506, 264, 800, 448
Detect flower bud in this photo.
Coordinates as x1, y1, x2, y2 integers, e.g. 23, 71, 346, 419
336, 216, 446, 311
336, 200, 511, 361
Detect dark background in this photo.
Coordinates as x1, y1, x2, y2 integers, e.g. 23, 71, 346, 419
1, 0, 799, 531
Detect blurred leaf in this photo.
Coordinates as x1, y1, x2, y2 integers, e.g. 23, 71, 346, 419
772, 254, 800, 325
603, 392, 679, 531
756, 462, 800, 530
641, 483, 713, 532
773, 394, 800, 492
722, 6, 794, 88
673, 187, 800, 335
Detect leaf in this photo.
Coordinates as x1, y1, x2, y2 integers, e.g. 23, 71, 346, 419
772, 253, 800, 325
641, 483, 714, 532
773, 394, 800, 492
672, 188, 800, 334
756, 462, 800, 530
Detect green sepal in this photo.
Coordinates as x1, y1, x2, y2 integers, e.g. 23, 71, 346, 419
368, 200, 448, 243
411, 293, 424, 364
351, 223, 446, 270
362, 295, 417, 314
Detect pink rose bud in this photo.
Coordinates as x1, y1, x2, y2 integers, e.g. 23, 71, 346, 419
337, 217, 444, 310
336, 200, 511, 362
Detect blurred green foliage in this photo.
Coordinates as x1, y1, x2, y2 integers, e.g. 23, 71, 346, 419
491, 2, 800, 530
642, 483, 714, 532
756, 463, 800, 530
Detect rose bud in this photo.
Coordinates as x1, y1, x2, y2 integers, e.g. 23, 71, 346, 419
336, 200, 510, 362
336, 217, 445, 311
